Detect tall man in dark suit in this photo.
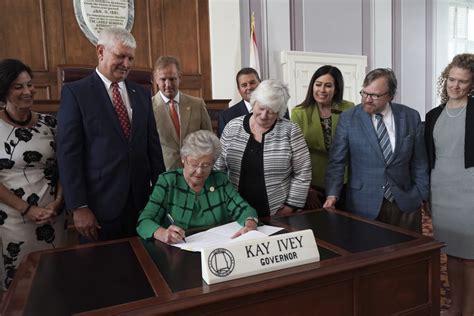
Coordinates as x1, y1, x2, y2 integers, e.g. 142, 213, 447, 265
57, 27, 165, 242
324, 68, 429, 232
217, 67, 261, 137
152, 56, 212, 170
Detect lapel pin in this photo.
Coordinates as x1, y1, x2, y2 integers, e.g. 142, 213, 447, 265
209, 186, 215, 192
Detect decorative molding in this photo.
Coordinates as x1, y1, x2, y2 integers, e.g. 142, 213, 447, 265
38, 0, 49, 72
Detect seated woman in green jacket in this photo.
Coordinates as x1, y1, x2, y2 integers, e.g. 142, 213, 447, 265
291, 65, 354, 210
137, 130, 258, 243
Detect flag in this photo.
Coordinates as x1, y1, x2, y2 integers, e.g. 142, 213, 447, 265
249, 12, 261, 76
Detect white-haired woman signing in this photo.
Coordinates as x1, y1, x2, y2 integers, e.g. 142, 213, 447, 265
137, 130, 258, 244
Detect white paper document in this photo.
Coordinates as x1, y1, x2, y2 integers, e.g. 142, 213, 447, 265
172, 221, 284, 252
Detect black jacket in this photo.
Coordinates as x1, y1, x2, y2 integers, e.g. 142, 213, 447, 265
424, 97, 474, 169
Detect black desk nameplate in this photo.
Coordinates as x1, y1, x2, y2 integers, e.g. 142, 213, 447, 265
274, 211, 416, 253
24, 242, 154, 316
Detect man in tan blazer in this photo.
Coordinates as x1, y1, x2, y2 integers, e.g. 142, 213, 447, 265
152, 56, 212, 170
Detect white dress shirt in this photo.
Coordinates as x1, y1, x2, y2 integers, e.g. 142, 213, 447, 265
244, 100, 252, 113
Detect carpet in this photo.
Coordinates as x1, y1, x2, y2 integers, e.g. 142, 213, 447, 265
422, 209, 450, 311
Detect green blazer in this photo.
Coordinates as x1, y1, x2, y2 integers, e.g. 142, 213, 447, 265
291, 100, 354, 189
136, 169, 257, 239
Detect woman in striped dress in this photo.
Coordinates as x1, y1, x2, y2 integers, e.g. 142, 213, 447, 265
215, 79, 311, 218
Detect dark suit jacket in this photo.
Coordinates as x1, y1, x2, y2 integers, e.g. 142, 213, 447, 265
326, 103, 429, 219
217, 100, 248, 137
57, 72, 165, 222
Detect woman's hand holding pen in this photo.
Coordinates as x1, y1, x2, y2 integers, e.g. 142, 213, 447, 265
153, 225, 186, 244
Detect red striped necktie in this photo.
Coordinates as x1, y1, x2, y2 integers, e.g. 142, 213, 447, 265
111, 82, 131, 139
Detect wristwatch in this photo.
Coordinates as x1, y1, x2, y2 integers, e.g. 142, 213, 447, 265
245, 217, 259, 225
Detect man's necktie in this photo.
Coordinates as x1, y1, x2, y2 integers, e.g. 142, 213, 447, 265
169, 100, 180, 138
375, 113, 393, 202
111, 82, 131, 139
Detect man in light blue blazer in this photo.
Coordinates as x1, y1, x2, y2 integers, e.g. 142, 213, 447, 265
324, 68, 429, 232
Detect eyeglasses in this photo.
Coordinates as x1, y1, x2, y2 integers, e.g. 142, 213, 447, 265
185, 159, 214, 171
359, 90, 389, 100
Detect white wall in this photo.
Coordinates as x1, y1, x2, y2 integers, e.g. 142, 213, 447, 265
265, 0, 291, 80
394, 0, 429, 118
371, 0, 392, 69
208, 0, 436, 117
433, 0, 450, 107
302, 0, 363, 55
209, 0, 242, 104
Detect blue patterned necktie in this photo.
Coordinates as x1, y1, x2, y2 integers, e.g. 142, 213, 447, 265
375, 113, 393, 201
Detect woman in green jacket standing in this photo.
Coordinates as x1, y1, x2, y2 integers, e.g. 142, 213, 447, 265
291, 65, 354, 210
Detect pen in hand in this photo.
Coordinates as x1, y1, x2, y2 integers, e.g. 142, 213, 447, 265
166, 213, 186, 243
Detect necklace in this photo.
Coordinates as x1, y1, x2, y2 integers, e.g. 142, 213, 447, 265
318, 104, 332, 119
4, 109, 32, 126
445, 104, 467, 118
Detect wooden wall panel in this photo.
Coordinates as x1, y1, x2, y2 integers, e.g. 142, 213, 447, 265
198, 0, 212, 98
148, 0, 211, 98
161, 0, 201, 73
39, 0, 64, 99
131, 0, 153, 68
34, 85, 51, 100
0, 0, 48, 71
0, 0, 211, 100
61, 0, 101, 65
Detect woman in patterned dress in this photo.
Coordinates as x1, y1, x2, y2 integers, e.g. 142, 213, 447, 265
425, 53, 474, 316
0, 59, 67, 289
215, 80, 311, 218
291, 65, 354, 210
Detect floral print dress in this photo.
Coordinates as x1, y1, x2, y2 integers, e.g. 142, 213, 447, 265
0, 113, 67, 289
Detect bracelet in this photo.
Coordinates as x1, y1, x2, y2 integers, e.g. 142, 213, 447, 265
21, 203, 33, 223
245, 217, 258, 225
21, 203, 33, 216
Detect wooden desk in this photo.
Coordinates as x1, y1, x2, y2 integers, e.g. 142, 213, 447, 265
2, 210, 443, 315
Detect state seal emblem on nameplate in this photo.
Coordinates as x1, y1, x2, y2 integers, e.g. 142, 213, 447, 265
73, 0, 135, 45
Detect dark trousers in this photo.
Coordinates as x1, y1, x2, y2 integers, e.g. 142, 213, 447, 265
375, 198, 422, 233
79, 188, 139, 243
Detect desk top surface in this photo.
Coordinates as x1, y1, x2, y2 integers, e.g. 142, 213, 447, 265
2, 209, 439, 315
